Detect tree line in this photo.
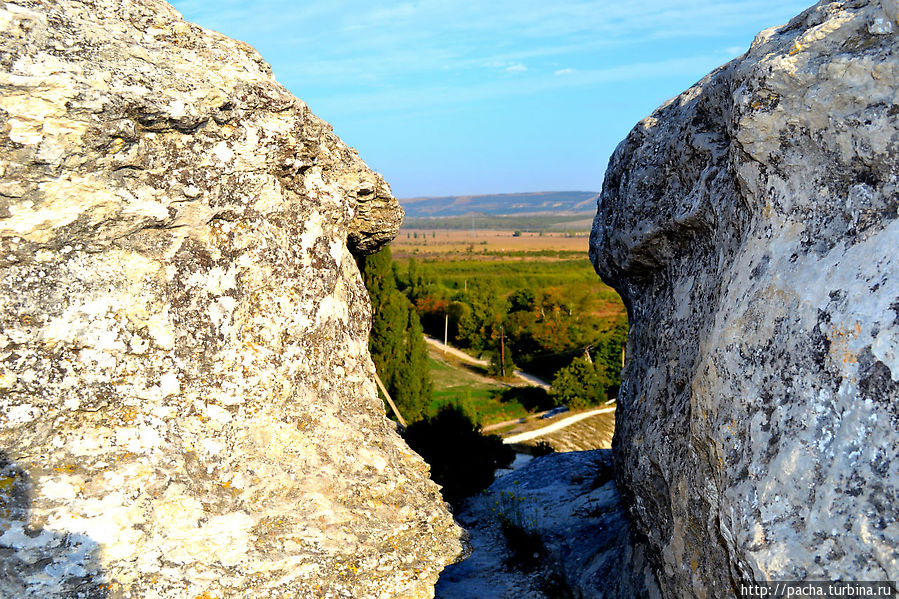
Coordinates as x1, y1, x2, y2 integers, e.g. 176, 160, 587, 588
358, 246, 627, 505
358, 246, 432, 423
398, 255, 627, 410
361, 247, 628, 419
358, 246, 513, 507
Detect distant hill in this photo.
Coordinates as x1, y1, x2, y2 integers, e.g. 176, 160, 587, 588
399, 191, 599, 218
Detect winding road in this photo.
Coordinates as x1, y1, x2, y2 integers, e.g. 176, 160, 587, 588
424, 335, 616, 445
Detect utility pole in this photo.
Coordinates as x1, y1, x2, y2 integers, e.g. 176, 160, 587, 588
500, 326, 505, 378
444, 312, 448, 355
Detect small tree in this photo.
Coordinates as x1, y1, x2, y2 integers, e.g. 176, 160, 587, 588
360, 246, 431, 423
550, 355, 601, 410
487, 343, 515, 378
593, 318, 628, 399
508, 288, 536, 313
392, 308, 432, 421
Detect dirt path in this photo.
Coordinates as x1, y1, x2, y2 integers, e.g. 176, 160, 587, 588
424, 336, 488, 365
424, 336, 551, 390
511, 369, 550, 390
501, 406, 616, 444
481, 415, 533, 433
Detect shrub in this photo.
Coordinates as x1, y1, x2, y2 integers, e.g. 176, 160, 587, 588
494, 489, 543, 568
403, 405, 515, 507
500, 386, 553, 412
532, 440, 555, 457
550, 355, 601, 410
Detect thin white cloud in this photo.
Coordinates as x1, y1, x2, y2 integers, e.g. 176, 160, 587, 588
314, 54, 728, 116
171, 0, 813, 117
173, 1, 812, 78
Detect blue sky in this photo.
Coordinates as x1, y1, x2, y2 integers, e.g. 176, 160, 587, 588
170, 0, 813, 198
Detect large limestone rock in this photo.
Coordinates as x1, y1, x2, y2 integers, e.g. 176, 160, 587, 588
591, 1, 898, 597
0, 1, 462, 597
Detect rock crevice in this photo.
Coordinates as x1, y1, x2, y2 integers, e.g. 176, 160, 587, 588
437, 451, 661, 599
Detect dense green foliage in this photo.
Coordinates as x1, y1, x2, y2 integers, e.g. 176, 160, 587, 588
395, 256, 627, 406
401, 257, 616, 295
363, 243, 626, 426
550, 354, 611, 409
360, 247, 431, 423
402, 405, 515, 506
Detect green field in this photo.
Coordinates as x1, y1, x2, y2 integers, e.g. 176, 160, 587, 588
425, 353, 530, 425
403, 212, 595, 231
398, 256, 621, 307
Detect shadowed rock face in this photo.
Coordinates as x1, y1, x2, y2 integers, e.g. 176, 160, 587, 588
437, 450, 661, 599
591, 1, 898, 597
0, 1, 461, 597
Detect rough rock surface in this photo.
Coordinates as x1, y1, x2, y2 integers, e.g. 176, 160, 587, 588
591, 1, 898, 597
436, 450, 660, 599
0, 1, 462, 598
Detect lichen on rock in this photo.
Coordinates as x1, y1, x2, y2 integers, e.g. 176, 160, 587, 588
0, 1, 461, 597
591, 1, 898, 597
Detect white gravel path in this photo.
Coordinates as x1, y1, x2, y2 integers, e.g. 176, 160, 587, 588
502, 406, 616, 444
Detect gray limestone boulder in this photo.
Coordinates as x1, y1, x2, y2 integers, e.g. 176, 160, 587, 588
0, 1, 462, 597
591, 1, 899, 597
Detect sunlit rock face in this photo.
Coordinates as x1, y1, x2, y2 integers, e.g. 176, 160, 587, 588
0, 1, 463, 597
591, 1, 898, 597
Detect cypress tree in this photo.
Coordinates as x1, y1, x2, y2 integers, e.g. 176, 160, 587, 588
360, 246, 431, 423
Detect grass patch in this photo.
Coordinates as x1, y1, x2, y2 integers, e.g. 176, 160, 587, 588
425, 355, 530, 425
494, 489, 543, 568
493, 488, 574, 597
